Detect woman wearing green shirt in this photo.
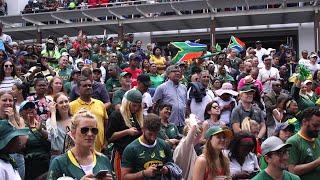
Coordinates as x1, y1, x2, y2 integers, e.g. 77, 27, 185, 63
20, 101, 50, 180
47, 109, 114, 180
158, 104, 181, 148
149, 63, 164, 88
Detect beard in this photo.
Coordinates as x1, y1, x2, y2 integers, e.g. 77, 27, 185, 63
306, 127, 319, 138
143, 134, 156, 145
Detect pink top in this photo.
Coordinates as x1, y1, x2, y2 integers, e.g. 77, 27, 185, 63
237, 78, 263, 92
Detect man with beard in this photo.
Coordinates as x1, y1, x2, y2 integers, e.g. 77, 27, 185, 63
253, 136, 300, 180
121, 114, 174, 179
287, 107, 320, 180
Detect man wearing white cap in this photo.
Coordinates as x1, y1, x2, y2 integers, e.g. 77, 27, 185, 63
252, 136, 300, 180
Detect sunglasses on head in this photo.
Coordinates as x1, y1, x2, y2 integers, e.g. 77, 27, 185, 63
80, 127, 99, 135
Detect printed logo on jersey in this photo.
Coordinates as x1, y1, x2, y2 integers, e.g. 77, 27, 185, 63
159, 150, 165, 158
143, 160, 163, 169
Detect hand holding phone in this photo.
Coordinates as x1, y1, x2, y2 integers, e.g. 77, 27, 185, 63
95, 170, 110, 179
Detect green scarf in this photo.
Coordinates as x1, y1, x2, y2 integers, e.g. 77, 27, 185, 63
0, 153, 18, 169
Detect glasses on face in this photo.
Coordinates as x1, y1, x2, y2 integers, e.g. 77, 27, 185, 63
212, 105, 220, 110
4, 65, 13, 68
80, 127, 99, 135
274, 84, 282, 87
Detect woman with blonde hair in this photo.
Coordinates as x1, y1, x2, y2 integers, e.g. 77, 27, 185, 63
193, 126, 233, 180
106, 89, 143, 180
47, 109, 113, 180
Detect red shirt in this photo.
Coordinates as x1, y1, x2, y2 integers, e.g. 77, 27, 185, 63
123, 67, 142, 87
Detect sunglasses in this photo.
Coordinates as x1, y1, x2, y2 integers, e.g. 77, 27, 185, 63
4, 65, 13, 68
80, 127, 99, 135
212, 106, 220, 109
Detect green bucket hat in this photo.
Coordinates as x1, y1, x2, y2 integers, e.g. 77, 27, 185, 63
0, 120, 29, 151
125, 89, 143, 103
205, 126, 233, 140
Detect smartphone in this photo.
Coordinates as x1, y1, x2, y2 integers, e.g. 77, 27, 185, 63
157, 165, 163, 171
95, 170, 109, 178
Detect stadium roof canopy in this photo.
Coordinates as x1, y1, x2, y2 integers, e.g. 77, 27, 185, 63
0, 0, 318, 40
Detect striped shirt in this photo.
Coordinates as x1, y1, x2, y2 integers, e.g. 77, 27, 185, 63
0, 76, 21, 92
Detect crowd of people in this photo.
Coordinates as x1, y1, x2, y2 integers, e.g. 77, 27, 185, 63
1, 17, 320, 179
21, 0, 175, 14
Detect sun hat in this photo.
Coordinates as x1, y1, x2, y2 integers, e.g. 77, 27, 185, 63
0, 120, 29, 150
125, 89, 142, 103
205, 126, 233, 140
215, 82, 238, 96
261, 136, 292, 156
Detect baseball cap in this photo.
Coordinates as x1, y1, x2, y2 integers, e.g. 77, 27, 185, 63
19, 101, 36, 113
239, 85, 255, 94
120, 72, 132, 77
205, 126, 233, 140
129, 53, 141, 61
274, 122, 295, 135
166, 65, 180, 74
137, 74, 151, 87
125, 89, 142, 103
261, 136, 292, 156
47, 39, 55, 44
310, 54, 317, 58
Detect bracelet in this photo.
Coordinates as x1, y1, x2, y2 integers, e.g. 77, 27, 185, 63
142, 170, 146, 177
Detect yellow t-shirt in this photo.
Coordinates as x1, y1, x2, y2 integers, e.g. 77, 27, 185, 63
149, 55, 166, 66
70, 98, 108, 152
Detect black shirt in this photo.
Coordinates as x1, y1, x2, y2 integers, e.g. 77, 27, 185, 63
106, 111, 142, 154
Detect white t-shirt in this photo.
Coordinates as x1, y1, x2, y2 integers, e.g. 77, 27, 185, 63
142, 91, 153, 115
258, 67, 280, 93
254, 48, 268, 63
229, 152, 260, 176
307, 63, 320, 76
187, 88, 215, 121
299, 58, 310, 66
213, 97, 237, 125
0, 159, 22, 180
122, 88, 153, 115
80, 162, 94, 175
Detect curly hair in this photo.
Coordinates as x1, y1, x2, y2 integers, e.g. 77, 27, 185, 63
228, 131, 257, 160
